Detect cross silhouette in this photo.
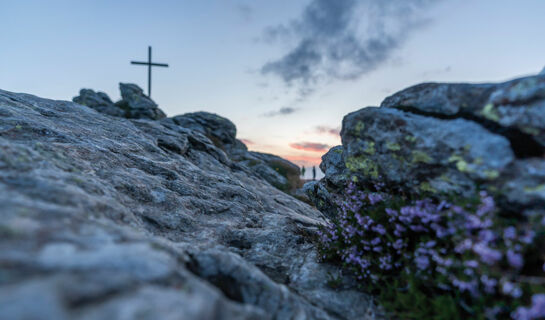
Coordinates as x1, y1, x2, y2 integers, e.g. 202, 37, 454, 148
130, 46, 169, 98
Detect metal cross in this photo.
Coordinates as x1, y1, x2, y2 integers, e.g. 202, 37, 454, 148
130, 46, 169, 98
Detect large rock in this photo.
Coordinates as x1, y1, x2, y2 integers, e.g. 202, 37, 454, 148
170, 112, 237, 149
0, 89, 380, 320
307, 74, 545, 218
73, 83, 167, 120
381, 75, 545, 155
117, 83, 167, 120
167, 111, 302, 193
72, 89, 125, 117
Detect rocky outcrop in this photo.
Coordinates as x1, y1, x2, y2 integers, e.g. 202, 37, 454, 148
167, 112, 302, 193
0, 89, 380, 319
73, 83, 166, 120
72, 89, 125, 117
73, 86, 303, 193
306, 74, 545, 219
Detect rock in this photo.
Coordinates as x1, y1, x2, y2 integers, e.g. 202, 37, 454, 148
73, 84, 167, 120
170, 112, 237, 150
320, 146, 346, 188
540, 66, 545, 75
72, 89, 125, 117
0, 88, 380, 319
381, 75, 545, 155
308, 74, 545, 219
166, 111, 302, 193
117, 83, 167, 120
342, 107, 514, 196
74, 86, 303, 193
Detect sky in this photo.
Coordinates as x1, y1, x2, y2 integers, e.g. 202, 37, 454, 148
2, 0, 545, 178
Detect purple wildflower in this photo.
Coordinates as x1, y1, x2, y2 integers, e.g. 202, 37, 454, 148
473, 242, 502, 265
507, 250, 524, 269
414, 255, 430, 271
502, 281, 522, 298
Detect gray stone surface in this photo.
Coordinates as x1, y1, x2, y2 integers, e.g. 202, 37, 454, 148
118, 83, 167, 120
381, 75, 545, 154
0, 89, 380, 320
307, 74, 545, 218
72, 89, 125, 117
167, 111, 302, 193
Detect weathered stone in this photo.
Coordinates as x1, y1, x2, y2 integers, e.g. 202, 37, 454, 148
0, 88, 380, 320
118, 83, 166, 120
73, 89, 125, 117
164, 111, 303, 193
342, 107, 514, 197
171, 112, 237, 149
381, 75, 545, 155
320, 146, 346, 187
307, 75, 545, 219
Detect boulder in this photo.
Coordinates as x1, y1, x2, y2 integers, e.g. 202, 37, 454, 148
381, 75, 545, 155
0, 88, 381, 320
307, 74, 545, 219
170, 112, 238, 150
166, 111, 302, 193
73, 84, 167, 120
117, 83, 167, 120
72, 89, 125, 117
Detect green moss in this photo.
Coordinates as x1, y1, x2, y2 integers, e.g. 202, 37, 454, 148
405, 135, 417, 143
521, 127, 540, 136
480, 103, 500, 122
333, 148, 343, 154
353, 121, 365, 135
15, 124, 22, 130
524, 184, 545, 193
411, 150, 433, 164
419, 182, 437, 193
345, 156, 379, 179
386, 141, 401, 151
483, 169, 499, 180
448, 155, 471, 173
363, 141, 375, 155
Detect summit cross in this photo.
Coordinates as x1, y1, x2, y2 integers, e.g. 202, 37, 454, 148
130, 46, 169, 98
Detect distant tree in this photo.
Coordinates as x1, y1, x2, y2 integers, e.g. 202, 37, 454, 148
301, 166, 306, 178
312, 166, 316, 181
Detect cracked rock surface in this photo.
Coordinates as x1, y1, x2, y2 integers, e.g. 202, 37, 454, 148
0, 89, 380, 320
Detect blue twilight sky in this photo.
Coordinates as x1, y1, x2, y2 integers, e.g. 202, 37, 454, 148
1, 0, 545, 172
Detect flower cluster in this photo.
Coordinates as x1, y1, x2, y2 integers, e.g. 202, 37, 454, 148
318, 182, 545, 319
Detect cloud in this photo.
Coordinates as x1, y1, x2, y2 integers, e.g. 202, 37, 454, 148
239, 138, 254, 145
290, 142, 331, 152
315, 125, 341, 136
235, 3, 253, 21
261, 0, 439, 87
263, 106, 298, 117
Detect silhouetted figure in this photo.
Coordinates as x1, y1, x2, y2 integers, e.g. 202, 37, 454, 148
312, 166, 316, 181
301, 166, 306, 178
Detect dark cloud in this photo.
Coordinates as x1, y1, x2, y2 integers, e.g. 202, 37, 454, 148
290, 142, 331, 152
315, 125, 341, 136
261, 0, 439, 87
263, 106, 298, 117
